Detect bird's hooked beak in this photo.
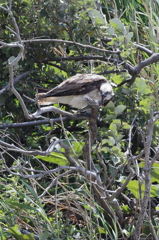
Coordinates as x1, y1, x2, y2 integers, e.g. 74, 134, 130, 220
101, 92, 114, 106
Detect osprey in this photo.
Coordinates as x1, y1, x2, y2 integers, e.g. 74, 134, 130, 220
37, 74, 114, 109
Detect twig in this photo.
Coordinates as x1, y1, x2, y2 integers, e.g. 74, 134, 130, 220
134, 43, 153, 56
132, 110, 154, 240
0, 70, 37, 95
22, 38, 120, 54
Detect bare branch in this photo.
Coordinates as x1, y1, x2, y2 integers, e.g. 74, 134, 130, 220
32, 105, 89, 119
133, 110, 154, 239
119, 53, 159, 86
22, 38, 120, 55
145, 213, 158, 240
134, 43, 153, 56
0, 117, 68, 129
108, 159, 135, 202
0, 70, 37, 95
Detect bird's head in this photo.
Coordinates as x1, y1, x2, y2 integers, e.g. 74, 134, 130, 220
100, 82, 114, 106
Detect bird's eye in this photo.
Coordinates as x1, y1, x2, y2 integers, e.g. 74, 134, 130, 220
101, 91, 109, 96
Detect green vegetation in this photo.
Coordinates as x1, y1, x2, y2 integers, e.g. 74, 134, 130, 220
0, 0, 159, 239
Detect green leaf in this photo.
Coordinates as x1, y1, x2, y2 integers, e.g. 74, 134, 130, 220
111, 155, 121, 164
127, 32, 133, 40
139, 99, 151, 111
19, 181, 52, 226
8, 56, 19, 69
134, 78, 151, 94
8, 225, 35, 240
7, 201, 39, 212
122, 180, 158, 199
109, 123, 117, 131
114, 105, 126, 115
139, 162, 159, 183
96, 226, 106, 234
122, 88, 130, 94
36, 152, 68, 166
83, 204, 91, 211
21, 180, 41, 203
109, 18, 124, 32
111, 75, 123, 84
0, 226, 6, 240
101, 146, 109, 153
111, 119, 121, 128
88, 9, 105, 25
123, 122, 130, 129
72, 141, 84, 155
105, 101, 115, 109
108, 136, 115, 146
39, 232, 50, 240
0, 1, 7, 4
120, 205, 131, 214
151, 162, 159, 183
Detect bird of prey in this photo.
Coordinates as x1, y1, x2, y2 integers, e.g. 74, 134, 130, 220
37, 74, 114, 109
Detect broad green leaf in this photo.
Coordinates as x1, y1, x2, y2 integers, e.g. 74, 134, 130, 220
111, 119, 121, 128
105, 101, 115, 109
111, 155, 121, 164
123, 180, 158, 199
122, 88, 130, 94
88, 9, 105, 25
101, 139, 108, 145
108, 136, 115, 146
111, 75, 123, 84
120, 205, 131, 214
8, 56, 19, 69
108, 165, 117, 177
123, 122, 130, 130
127, 32, 133, 40
127, 180, 144, 199
39, 232, 50, 240
109, 18, 124, 32
139, 99, 151, 111
101, 147, 109, 153
114, 105, 126, 115
139, 162, 159, 183
151, 163, 159, 183
115, 134, 124, 142
135, 78, 151, 94
72, 141, 84, 154
8, 56, 15, 64
36, 152, 68, 166
107, 27, 115, 35
109, 123, 117, 131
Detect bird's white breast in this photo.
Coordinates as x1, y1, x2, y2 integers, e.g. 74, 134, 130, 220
70, 89, 101, 108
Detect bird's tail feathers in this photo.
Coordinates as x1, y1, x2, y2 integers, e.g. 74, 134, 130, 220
37, 93, 56, 105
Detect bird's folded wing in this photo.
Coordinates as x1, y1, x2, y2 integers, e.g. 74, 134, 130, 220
41, 74, 107, 97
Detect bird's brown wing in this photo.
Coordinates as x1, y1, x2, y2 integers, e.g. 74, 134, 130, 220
39, 74, 107, 98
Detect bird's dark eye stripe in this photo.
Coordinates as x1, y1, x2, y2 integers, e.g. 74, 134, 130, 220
101, 91, 111, 94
